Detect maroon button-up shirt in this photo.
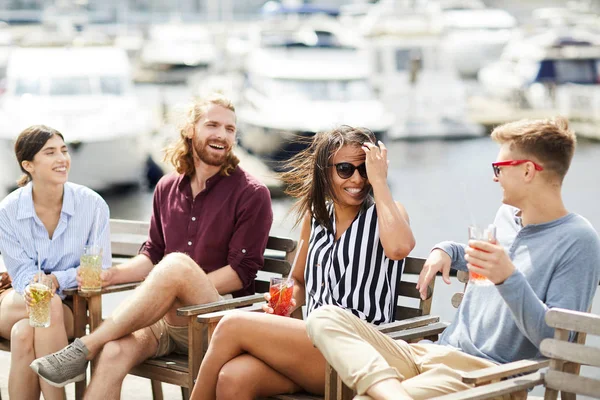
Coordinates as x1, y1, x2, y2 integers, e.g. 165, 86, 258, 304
140, 166, 273, 297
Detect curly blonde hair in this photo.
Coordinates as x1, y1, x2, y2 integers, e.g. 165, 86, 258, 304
491, 116, 576, 182
163, 93, 239, 177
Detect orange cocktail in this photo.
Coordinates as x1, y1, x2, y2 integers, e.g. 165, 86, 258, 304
269, 277, 295, 316
467, 224, 497, 285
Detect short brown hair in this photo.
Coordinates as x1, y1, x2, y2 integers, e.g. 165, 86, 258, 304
15, 125, 65, 187
163, 93, 239, 177
491, 116, 576, 182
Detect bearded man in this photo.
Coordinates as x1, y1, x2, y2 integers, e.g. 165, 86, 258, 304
29, 94, 273, 399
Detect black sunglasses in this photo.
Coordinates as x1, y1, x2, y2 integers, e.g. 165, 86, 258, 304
330, 162, 368, 180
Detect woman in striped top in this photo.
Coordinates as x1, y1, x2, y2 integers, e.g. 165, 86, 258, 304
191, 126, 415, 399
0, 125, 111, 400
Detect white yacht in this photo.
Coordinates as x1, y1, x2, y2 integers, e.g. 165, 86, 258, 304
357, 0, 484, 139
472, 30, 600, 139
236, 24, 392, 165
0, 46, 156, 198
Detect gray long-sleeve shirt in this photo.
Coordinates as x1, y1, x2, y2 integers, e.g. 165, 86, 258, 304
436, 205, 600, 364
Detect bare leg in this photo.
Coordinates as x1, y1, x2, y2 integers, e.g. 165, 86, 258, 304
212, 354, 302, 400
192, 312, 326, 400
35, 295, 72, 400
81, 253, 219, 357
9, 319, 40, 400
0, 289, 28, 339
84, 327, 158, 400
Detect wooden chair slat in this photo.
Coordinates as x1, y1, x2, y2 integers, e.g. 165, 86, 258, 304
388, 322, 449, 342
461, 359, 549, 385
545, 308, 600, 336
397, 281, 430, 300
109, 219, 150, 235
111, 241, 144, 258
403, 257, 425, 275
196, 303, 265, 324
263, 258, 292, 275
266, 236, 297, 253
394, 306, 422, 321
177, 293, 265, 316
431, 372, 544, 400
545, 370, 600, 398
541, 339, 600, 368
255, 280, 270, 294
377, 315, 439, 334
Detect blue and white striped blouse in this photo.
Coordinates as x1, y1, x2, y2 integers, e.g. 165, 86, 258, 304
304, 203, 403, 325
0, 182, 111, 297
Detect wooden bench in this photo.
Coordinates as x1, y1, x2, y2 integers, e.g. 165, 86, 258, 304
64, 218, 298, 400
431, 307, 600, 400
192, 256, 448, 400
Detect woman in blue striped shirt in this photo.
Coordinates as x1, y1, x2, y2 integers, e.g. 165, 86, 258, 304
0, 125, 111, 400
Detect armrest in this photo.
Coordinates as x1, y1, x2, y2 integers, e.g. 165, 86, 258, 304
461, 358, 549, 385
177, 293, 266, 317
431, 371, 544, 400
63, 281, 142, 298
388, 322, 450, 342
377, 315, 440, 334
196, 303, 265, 324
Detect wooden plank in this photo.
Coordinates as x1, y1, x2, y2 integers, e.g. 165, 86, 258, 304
377, 315, 439, 334
263, 258, 291, 275
541, 339, 600, 368
397, 281, 428, 300
142, 355, 189, 373
111, 241, 144, 258
187, 318, 204, 390
462, 359, 549, 385
256, 280, 270, 293
430, 372, 544, 400
388, 322, 449, 342
266, 236, 297, 253
109, 219, 150, 235
63, 281, 141, 298
394, 306, 422, 321
324, 363, 337, 400
150, 380, 164, 400
177, 293, 265, 316
403, 257, 425, 275
545, 308, 600, 336
196, 303, 265, 324
545, 370, 600, 398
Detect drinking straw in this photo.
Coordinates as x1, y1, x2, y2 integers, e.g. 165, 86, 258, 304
286, 239, 304, 285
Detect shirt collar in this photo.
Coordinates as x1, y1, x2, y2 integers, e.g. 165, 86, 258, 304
179, 170, 228, 197
16, 182, 74, 220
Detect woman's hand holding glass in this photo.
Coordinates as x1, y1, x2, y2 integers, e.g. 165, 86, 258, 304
262, 292, 297, 315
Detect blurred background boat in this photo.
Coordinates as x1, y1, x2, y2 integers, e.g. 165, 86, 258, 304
0, 45, 157, 198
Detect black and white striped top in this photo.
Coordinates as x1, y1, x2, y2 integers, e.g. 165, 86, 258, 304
304, 203, 403, 325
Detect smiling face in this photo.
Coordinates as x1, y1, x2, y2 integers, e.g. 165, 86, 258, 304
329, 144, 370, 208
191, 103, 236, 167
22, 134, 70, 185
493, 143, 528, 207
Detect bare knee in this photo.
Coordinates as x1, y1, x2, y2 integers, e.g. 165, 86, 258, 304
211, 313, 252, 346
10, 319, 34, 355
306, 305, 348, 344
95, 340, 133, 377
152, 253, 204, 283
215, 361, 254, 400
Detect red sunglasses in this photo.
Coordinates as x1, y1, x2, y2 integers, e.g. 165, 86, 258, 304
492, 160, 544, 177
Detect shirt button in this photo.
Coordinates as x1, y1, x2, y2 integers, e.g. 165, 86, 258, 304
242, 249, 246, 254
191, 217, 196, 221
188, 241, 192, 246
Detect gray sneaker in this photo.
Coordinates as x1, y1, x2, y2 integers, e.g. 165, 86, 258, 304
30, 338, 89, 387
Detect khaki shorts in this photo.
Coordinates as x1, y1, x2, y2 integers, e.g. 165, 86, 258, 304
149, 294, 233, 358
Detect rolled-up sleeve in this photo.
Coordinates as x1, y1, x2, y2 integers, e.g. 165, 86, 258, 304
228, 185, 273, 290
0, 210, 37, 295
140, 184, 165, 265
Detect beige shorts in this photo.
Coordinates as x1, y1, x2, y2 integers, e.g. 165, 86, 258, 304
148, 294, 233, 358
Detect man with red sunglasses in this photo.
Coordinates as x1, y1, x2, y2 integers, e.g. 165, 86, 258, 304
305, 117, 600, 399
